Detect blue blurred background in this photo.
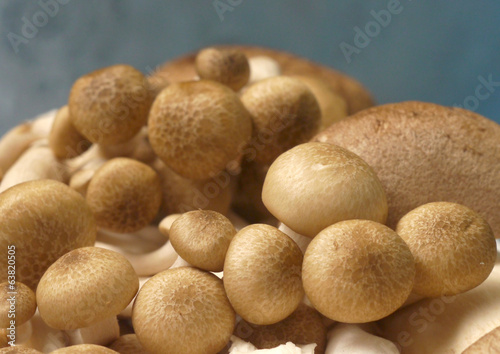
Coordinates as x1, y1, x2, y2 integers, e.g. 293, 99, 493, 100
1, 0, 499, 135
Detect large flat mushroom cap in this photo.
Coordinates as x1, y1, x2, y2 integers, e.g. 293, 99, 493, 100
313, 101, 500, 237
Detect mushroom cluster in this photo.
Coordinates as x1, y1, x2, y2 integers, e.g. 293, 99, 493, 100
0, 45, 499, 353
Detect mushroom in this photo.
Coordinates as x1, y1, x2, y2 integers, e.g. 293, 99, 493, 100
262, 142, 388, 238
0, 347, 42, 353
462, 326, 500, 353
235, 303, 327, 354
228, 336, 316, 353
132, 267, 235, 354
85, 158, 162, 233
0, 282, 36, 345
240, 76, 321, 165
169, 210, 237, 272
49, 105, 91, 159
148, 80, 252, 180
68, 64, 153, 146
377, 255, 500, 353
247, 56, 281, 85
195, 47, 250, 91
21, 310, 69, 352
0, 179, 96, 290
396, 202, 497, 297
302, 220, 415, 323
36, 247, 138, 344
224, 224, 304, 325
65, 315, 119, 347
313, 101, 500, 238
51, 344, 119, 353
118, 277, 150, 319
325, 324, 399, 354
109, 334, 148, 354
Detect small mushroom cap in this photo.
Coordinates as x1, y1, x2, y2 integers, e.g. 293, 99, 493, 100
109, 334, 146, 354
0, 282, 36, 328
262, 142, 388, 238
86, 158, 162, 233
396, 202, 497, 297
0, 180, 96, 290
240, 76, 321, 165
37, 247, 139, 330
223, 224, 304, 325
195, 47, 250, 91
69, 64, 153, 146
132, 267, 235, 354
463, 326, 500, 353
236, 303, 327, 354
51, 345, 118, 353
302, 220, 415, 323
148, 80, 252, 180
0, 348, 42, 353
169, 210, 237, 272
49, 105, 91, 159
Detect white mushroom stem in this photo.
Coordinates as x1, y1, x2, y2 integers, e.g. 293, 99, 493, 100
170, 255, 192, 269
69, 169, 96, 197
0, 109, 56, 175
22, 310, 69, 352
325, 323, 399, 354
159, 214, 182, 237
65, 316, 119, 346
119, 277, 150, 319
228, 336, 316, 354
378, 254, 500, 353
2, 320, 32, 346
278, 223, 311, 254
64, 144, 107, 176
97, 227, 165, 253
0, 141, 68, 193
247, 56, 281, 85
227, 210, 250, 231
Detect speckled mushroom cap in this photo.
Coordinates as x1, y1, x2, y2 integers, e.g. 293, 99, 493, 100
223, 224, 304, 325
262, 142, 388, 238
0, 282, 36, 328
0, 348, 43, 353
36, 247, 139, 330
51, 345, 118, 353
302, 220, 415, 323
240, 76, 321, 165
49, 105, 91, 159
396, 202, 497, 297
132, 267, 235, 354
151, 45, 374, 114
195, 47, 250, 91
148, 80, 252, 180
236, 303, 327, 354
86, 158, 162, 233
313, 101, 500, 238
109, 334, 146, 354
69, 64, 153, 146
169, 210, 237, 272
463, 326, 500, 354
0, 180, 96, 290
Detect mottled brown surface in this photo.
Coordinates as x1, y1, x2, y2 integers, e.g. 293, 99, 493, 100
313, 101, 500, 238
463, 326, 500, 353
0, 347, 43, 353
109, 334, 148, 354
49, 105, 91, 159
51, 345, 118, 353
0, 282, 35, 327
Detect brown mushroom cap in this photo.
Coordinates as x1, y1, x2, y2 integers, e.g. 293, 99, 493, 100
69, 64, 153, 146
0, 348, 43, 353
262, 142, 388, 238
148, 80, 252, 180
152, 45, 374, 114
313, 101, 500, 238
132, 267, 235, 354
0, 282, 36, 328
302, 220, 415, 323
462, 326, 500, 353
37, 247, 139, 330
240, 76, 321, 165
223, 224, 304, 325
169, 210, 236, 272
51, 345, 118, 353
86, 158, 162, 233
236, 303, 327, 354
49, 105, 91, 159
109, 334, 146, 354
0, 180, 96, 290
396, 202, 497, 297
195, 47, 250, 91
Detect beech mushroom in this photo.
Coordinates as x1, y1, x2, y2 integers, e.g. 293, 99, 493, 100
132, 267, 235, 354
69, 64, 153, 146
262, 142, 388, 238
148, 80, 252, 180
325, 324, 399, 354
49, 105, 91, 159
36, 247, 138, 340
224, 224, 304, 325
240, 76, 321, 165
0, 282, 36, 345
462, 326, 500, 353
169, 210, 236, 272
396, 202, 497, 297
85, 158, 162, 233
247, 56, 281, 85
302, 220, 415, 323
109, 334, 147, 354
51, 344, 118, 353
22, 310, 68, 352
195, 47, 250, 91
228, 336, 316, 353
0, 180, 96, 290
0, 348, 42, 353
